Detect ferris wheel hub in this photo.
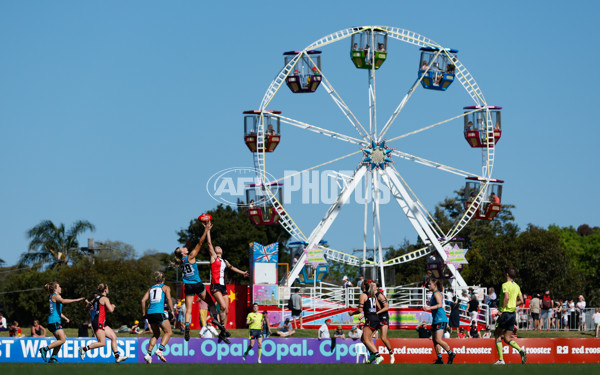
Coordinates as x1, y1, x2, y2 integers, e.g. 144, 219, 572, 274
362, 140, 393, 170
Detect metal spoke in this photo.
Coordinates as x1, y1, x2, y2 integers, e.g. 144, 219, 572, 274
275, 114, 368, 147
386, 109, 477, 143
391, 149, 480, 178
378, 49, 443, 140
270, 149, 362, 185
304, 53, 370, 140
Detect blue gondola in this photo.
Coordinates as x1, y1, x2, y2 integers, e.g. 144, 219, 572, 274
418, 47, 458, 91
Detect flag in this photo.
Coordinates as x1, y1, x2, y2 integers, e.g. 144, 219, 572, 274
253, 242, 279, 263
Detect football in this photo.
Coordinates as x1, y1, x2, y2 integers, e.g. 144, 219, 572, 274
198, 214, 212, 222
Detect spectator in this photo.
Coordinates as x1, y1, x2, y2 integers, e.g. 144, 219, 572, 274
198, 297, 208, 328
333, 325, 345, 339
199, 320, 219, 338
342, 276, 353, 289
177, 300, 187, 331
78, 321, 90, 338
261, 311, 271, 338
457, 327, 466, 339
449, 296, 461, 333
541, 290, 553, 330
422, 270, 433, 288
568, 298, 576, 330
485, 287, 497, 308
593, 308, 600, 338
523, 294, 531, 309
317, 319, 331, 340
0, 313, 6, 331
31, 320, 46, 337
277, 318, 295, 337
562, 307, 569, 331
416, 321, 431, 339
482, 326, 492, 339
348, 325, 361, 339
576, 295, 586, 331
289, 288, 303, 329
356, 276, 364, 290
551, 302, 561, 330
467, 294, 479, 322
530, 294, 541, 330
9, 321, 23, 337
129, 320, 143, 334
467, 321, 480, 338
291, 254, 300, 268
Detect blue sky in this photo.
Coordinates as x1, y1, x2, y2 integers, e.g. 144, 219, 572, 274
1, 1, 598, 266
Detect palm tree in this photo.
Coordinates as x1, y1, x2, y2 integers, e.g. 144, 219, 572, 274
20, 220, 95, 267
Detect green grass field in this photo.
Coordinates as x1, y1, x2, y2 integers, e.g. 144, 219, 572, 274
1, 363, 600, 375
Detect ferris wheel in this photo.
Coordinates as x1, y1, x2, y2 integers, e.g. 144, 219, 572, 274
244, 26, 503, 289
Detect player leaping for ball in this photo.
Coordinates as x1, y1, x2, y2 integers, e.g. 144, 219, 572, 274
173, 219, 230, 343
206, 224, 249, 336
493, 267, 527, 365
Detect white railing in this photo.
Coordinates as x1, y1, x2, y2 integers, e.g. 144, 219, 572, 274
282, 284, 494, 327
514, 306, 599, 332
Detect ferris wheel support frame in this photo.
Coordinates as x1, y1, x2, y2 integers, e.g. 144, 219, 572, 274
286, 165, 368, 285
380, 168, 467, 287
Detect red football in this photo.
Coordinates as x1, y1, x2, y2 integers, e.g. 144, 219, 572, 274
198, 214, 212, 222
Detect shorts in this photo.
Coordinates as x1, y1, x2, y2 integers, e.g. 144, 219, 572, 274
210, 283, 227, 295
291, 308, 302, 318
48, 322, 63, 334
184, 282, 206, 297
249, 329, 262, 339
541, 309, 550, 319
496, 311, 516, 331
531, 312, 540, 321
430, 322, 447, 334
365, 319, 381, 331
379, 314, 389, 326
147, 313, 168, 325
92, 319, 105, 332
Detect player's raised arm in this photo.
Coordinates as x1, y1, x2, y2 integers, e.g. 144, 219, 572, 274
189, 221, 211, 260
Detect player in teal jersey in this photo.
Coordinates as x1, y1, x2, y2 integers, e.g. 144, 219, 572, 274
173, 221, 228, 342
141, 271, 174, 363
423, 279, 456, 364
38, 282, 84, 363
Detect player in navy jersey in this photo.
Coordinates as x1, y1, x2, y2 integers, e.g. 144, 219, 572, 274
373, 281, 395, 364
141, 271, 174, 363
349, 281, 384, 364
79, 283, 128, 363
423, 279, 456, 364
207, 225, 249, 334
38, 282, 85, 363
173, 221, 229, 342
